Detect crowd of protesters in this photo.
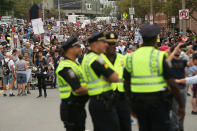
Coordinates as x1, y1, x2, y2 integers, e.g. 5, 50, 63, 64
1, 19, 197, 131
0, 19, 197, 106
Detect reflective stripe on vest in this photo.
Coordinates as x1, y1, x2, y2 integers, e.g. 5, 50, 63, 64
101, 53, 125, 92
82, 52, 112, 96
126, 47, 167, 93
56, 59, 84, 99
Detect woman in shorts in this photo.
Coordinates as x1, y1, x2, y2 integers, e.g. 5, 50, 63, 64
15, 55, 27, 96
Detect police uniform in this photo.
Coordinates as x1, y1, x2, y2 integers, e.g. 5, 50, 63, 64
36, 50, 48, 98
56, 37, 88, 131
124, 24, 174, 131
101, 33, 131, 131
81, 32, 120, 131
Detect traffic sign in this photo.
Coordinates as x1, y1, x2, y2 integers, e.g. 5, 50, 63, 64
129, 8, 135, 15
149, 14, 153, 20
149, 14, 153, 25
179, 9, 189, 20
123, 12, 128, 19
171, 16, 176, 23
182, 36, 189, 42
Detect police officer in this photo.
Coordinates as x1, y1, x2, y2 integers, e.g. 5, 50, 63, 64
56, 36, 89, 131
35, 50, 48, 98
81, 32, 120, 131
101, 32, 131, 131
123, 24, 185, 131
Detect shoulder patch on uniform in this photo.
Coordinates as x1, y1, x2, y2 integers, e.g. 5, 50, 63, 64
68, 69, 76, 78
121, 61, 124, 67
104, 63, 109, 69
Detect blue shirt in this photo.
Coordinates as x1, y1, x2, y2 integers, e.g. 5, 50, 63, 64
0, 52, 3, 60
189, 65, 197, 77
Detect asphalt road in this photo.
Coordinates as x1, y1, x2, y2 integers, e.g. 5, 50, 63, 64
0, 89, 197, 131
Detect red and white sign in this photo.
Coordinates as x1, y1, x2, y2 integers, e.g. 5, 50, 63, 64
182, 36, 189, 42
179, 9, 189, 20
149, 14, 154, 25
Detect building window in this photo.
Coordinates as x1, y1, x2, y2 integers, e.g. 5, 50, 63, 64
86, 3, 92, 10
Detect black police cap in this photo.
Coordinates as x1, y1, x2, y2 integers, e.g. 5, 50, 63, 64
140, 24, 161, 38
88, 32, 106, 44
105, 32, 118, 44
62, 36, 80, 51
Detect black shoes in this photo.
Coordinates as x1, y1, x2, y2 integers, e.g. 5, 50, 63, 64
44, 93, 47, 98
3, 94, 7, 97
191, 111, 197, 115
36, 95, 42, 98
22, 93, 27, 96
187, 93, 191, 96
37, 94, 47, 98
9, 94, 15, 97
27, 90, 31, 94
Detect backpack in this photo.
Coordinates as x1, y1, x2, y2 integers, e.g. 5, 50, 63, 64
3, 59, 10, 76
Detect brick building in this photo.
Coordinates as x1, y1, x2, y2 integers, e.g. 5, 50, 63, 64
189, 11, 197, 33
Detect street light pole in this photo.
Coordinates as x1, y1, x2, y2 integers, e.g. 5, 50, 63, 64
150, 0, 153, 15
58, 0, 60, 21
42, 0, 44, 22
149, 0, 153, 24
96, 0, 98, 17
81, 0, 83, 14
182, 0, 186, 36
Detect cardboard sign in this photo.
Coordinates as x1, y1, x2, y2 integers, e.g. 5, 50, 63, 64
31, 18, 44, 34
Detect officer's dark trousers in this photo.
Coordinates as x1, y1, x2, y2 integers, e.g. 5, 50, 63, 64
115, 93, 132, 131
60, 101, 86, 131
37, 76, 46, 96
132, 97, 171, 131
89, 98, 120, 131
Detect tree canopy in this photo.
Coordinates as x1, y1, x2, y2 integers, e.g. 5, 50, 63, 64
117, 0, 197, 21
0, 0, 15, 16
13, 0, 42, 19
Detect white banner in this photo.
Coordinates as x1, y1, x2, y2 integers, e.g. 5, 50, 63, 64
44, 36, 50, 45
31, 18, 45, 34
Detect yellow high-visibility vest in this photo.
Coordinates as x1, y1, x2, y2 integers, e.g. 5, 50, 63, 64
125, 46, 168, 93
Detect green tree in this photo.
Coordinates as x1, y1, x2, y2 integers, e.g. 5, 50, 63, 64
117, 0, 197, 22
0, 0, 15, 16
163, 0, 197, 23
13, 0, 42, 19
103, 6, 113, 16
116, 0, 164, 18
185, 0, 197, 21
45, 8, 59, 19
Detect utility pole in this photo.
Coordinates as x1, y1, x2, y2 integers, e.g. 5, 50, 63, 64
182, 0, 186, 36
58, 0, 60, 35
58, 0, 60, 21
150, 0, 153, 15
96, 0, 98, 17
150, 0, 153, 24
130, 0, 133, 24
81, 0, 83, 14
42, 0, 44, 22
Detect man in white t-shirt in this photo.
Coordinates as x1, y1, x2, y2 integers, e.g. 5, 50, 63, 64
116, 41, 126, 54
2, 52, 15, 96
